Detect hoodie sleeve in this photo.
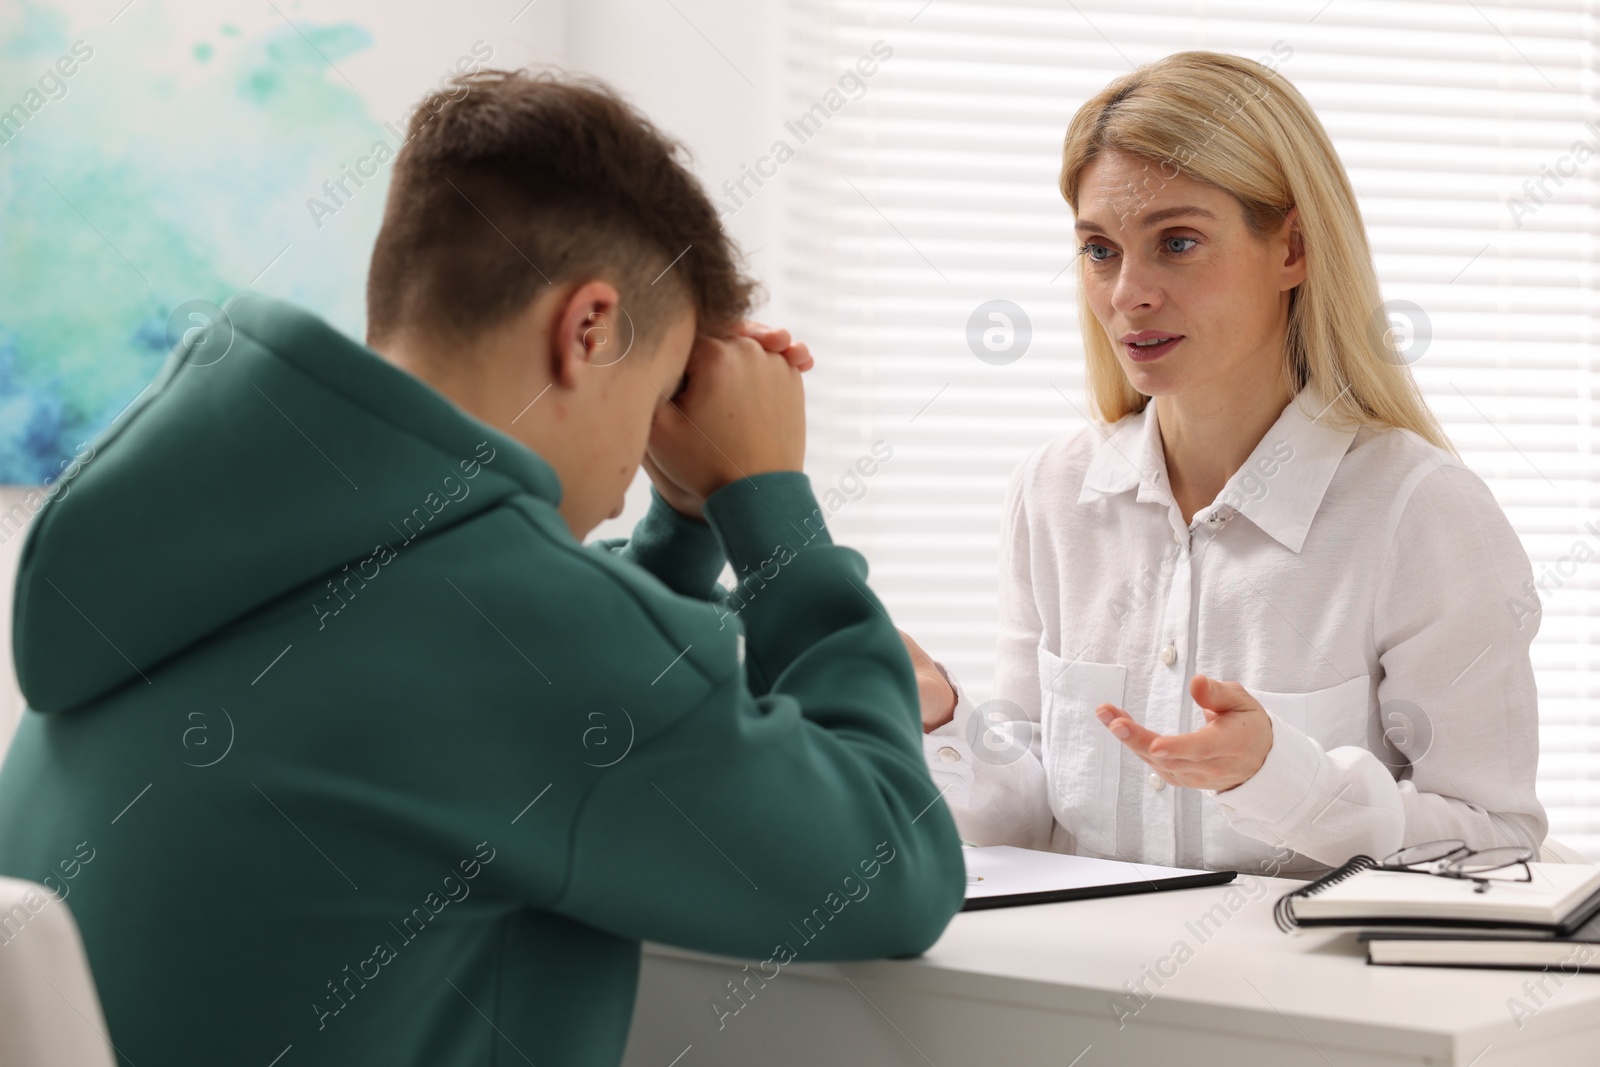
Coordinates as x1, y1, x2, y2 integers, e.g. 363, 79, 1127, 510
588, 486, 727, 601
548, 471, 967, 963
589, 487, 774, 693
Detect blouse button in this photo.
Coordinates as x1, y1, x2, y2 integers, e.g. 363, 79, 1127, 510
1171, 528, 1185, 545
938, 746, 961, 764
1159, 644, 1177, 666
1147, 772, 1166, 792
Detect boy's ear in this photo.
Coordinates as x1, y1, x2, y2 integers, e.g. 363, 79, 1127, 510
548, 279, 624, 388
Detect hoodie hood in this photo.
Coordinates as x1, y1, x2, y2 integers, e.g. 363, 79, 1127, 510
12, 291, 563, 713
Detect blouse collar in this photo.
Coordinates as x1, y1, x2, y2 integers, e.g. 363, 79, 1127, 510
1078, 382, 1360, 553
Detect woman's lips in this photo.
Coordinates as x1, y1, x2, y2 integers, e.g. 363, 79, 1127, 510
1124, 336, 1184, 362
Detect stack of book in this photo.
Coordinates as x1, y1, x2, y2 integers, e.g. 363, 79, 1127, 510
1275, 855, 1600, 971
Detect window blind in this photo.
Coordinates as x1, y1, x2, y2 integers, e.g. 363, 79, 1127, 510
776, 0, 1600, 857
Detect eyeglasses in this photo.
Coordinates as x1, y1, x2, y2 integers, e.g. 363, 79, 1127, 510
1375, 839, 1536, 894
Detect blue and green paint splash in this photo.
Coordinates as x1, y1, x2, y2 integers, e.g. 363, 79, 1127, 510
0, 0, 391, 483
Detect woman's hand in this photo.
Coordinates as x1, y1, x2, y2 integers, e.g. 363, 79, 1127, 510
897, 629, 957, 733
1093, 674, 1273, 792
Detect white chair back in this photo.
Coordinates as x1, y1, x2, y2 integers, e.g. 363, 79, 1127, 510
0, 877, 116, 1067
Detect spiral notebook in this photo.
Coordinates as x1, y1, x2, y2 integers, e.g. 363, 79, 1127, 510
962, 844, 1235, 911
1359, 908, 1600, 971
1274, 854, 1600, 936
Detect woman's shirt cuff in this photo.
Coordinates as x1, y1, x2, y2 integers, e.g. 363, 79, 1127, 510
1208, 709, 1323, 829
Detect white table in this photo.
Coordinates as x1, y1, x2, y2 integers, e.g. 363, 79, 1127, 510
622, 874, 1600, 1066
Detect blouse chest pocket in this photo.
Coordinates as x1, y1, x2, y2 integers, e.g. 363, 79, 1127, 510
1246, 674, 1372, 754
1037, 644, 1127, 857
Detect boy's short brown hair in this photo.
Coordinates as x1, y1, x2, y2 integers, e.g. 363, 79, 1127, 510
366, 68, 757, 352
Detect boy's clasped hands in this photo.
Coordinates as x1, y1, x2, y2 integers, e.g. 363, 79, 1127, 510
642, 322, 814, 522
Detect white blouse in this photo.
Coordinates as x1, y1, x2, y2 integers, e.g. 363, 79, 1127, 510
923, 383, 1547, 878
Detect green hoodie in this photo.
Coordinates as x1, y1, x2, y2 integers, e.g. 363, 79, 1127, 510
0, 292, 965, 1065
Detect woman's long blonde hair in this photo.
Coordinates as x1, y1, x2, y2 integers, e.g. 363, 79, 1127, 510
1059, 49, 1452, 453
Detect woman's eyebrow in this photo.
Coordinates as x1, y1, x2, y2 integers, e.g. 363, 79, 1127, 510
1074, 205, 1220, 232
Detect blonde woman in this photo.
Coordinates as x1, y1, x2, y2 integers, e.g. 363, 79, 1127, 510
905, 50, 1546, 878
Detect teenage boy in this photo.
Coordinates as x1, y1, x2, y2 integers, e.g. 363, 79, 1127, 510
0, 69, 965, 1065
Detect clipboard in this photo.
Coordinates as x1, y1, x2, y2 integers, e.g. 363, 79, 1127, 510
962, 844, 1237, 911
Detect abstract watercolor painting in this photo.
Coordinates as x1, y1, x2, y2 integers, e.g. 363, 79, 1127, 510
0, 0, 399, 485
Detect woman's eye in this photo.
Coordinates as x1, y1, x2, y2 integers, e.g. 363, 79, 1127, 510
1079, 242, 1114, 262
1164, 236, 1198, 255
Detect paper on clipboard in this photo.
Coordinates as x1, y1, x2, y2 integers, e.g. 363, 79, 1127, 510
962, 844, 1236, 910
